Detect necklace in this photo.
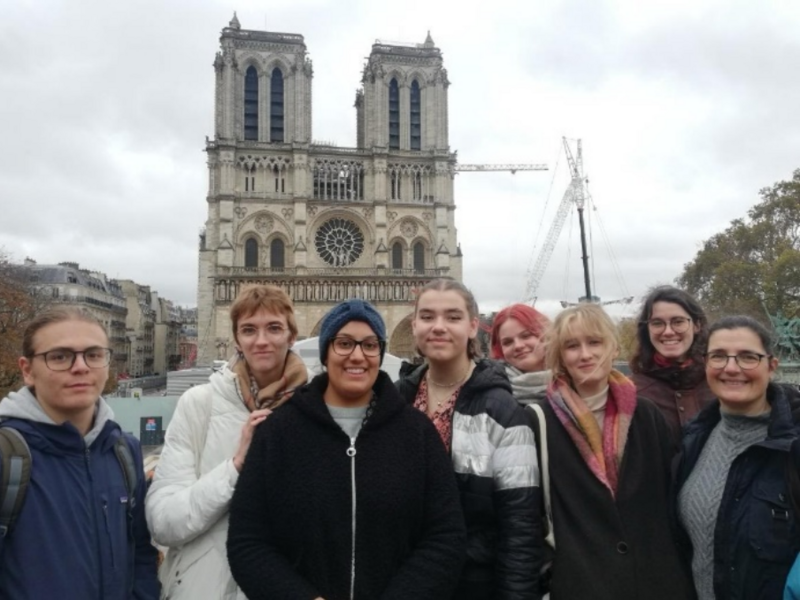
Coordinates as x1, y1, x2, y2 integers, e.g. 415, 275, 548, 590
427, 363, 472, 388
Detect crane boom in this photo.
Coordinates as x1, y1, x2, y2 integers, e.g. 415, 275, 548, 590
523, 138, 588, 304
455, 164, 547, 174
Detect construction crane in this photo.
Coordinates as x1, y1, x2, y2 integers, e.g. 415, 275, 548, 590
523, 138, 589, 304
455, 164, 548, 175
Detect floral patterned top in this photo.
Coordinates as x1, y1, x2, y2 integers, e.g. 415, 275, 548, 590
413, 378, 462, 452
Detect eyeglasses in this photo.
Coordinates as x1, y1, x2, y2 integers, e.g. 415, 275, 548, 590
647, 317, 692, 334
32, 347, 112, 371
704, 351, 770, 370
330, 337, 384, 357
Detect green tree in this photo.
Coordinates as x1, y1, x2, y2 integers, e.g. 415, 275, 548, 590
678, 169, 800, 321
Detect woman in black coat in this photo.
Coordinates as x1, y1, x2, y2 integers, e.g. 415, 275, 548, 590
675, 315, 800, 600
227, 299, 466, 600
533, 303, 694, 600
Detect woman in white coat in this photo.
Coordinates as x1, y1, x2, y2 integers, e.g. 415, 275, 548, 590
145, 285, 308, 599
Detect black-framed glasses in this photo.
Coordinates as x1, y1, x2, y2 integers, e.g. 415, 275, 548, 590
32, 347, 112, 371
647, 317, 692, 334
704, 351, 770, 370
330, 337, 384, 357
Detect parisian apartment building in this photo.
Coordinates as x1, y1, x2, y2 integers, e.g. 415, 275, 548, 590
21, 259, 189, 377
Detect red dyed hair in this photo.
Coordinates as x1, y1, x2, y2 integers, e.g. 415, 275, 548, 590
490, 303, 549, 360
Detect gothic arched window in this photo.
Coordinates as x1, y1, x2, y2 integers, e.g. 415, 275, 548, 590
410, 80, 421, 151
413, 242, 425, 273
270, 238, 285, 269
392, 242, 403, 270
270, 68, 284, 143
388, 78, 400, 150
244, 66, 258, 141
245, 238, 259, 268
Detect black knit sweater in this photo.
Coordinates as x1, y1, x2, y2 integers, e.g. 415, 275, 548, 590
227, 370, 467, 600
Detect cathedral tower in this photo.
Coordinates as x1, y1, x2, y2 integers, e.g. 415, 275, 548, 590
197, 17, 462, 365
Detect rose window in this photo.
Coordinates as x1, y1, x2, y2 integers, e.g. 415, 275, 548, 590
315, 218, 365, 267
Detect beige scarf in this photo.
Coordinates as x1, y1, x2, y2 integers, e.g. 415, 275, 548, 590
232, 350, 308, 412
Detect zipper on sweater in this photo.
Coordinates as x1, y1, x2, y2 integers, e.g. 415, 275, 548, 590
85, 446, 105, 597
347, 436, 358, 600
102, 498, 116, 568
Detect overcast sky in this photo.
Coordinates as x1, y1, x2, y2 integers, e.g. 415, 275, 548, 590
2, 0, 798, 320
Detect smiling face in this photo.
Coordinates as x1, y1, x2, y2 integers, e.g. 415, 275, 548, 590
412, 290, 479, 366
235, 308, 295, 387
648, 301, 699, 362
561, 328, 615, 397
706, 327, 776, 415
498, 317, 545, 373
19, 319, 109, 424
324, 321, 381, 407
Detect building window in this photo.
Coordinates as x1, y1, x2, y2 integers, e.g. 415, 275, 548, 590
244, 165, 255, 192
270, 238, 285, 269
315, 218, 365, 267
410, 80, 421, 151
388, 78, 400, 150
412, 171, 422, 201
274, 165, 285, 194
413, 242, 425, 273
392, 242, 403, 270
244, 238, 259, 268
270, 68, 284, 143
391, 171, 401, 201
244, 66, 258, 141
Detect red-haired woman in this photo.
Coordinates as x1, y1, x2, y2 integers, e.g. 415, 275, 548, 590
491, 303, 551, 404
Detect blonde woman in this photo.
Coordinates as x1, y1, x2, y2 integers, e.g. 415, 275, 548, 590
531, 303, 693, 599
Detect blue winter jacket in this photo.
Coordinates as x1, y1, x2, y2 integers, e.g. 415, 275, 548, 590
0, 393, 160, 599
675, 383, 800, 600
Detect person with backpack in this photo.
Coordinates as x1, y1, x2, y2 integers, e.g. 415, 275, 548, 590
0, 306, 159, 599
146, 284, 308, 599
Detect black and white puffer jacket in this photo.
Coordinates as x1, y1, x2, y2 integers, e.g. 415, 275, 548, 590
397, 359, 543, 600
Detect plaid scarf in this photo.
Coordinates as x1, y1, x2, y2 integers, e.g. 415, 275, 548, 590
547, 369, 637, 496
231, 350, 309, 412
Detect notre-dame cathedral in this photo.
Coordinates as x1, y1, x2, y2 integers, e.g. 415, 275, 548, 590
197, 14, 463, 364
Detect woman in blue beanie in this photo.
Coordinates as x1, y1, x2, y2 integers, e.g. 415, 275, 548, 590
227, 299, 467, 600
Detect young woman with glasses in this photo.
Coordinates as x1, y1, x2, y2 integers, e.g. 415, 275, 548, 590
675, 315, 800, 600
396, 279, 541, 599
0, 306, 159, 598
629, 286, 715, 445
146, 284, 308, 599
227, 299, 466, 600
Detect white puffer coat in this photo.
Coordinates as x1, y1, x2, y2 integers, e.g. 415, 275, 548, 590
146, 366, 249, 600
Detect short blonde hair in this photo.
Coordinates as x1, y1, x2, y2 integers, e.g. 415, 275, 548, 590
544, 303, 619, 380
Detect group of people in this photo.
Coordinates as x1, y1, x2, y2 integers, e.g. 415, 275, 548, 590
1, 279, 799, 600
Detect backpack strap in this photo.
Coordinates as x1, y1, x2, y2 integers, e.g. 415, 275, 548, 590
0, 427, 32, 538
525, 403, 555, 550
114, 435, 138, 509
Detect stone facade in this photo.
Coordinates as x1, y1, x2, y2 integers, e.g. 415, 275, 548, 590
197, 17, 462, 364
153, 294, 182, 375
118, 280, 156, 378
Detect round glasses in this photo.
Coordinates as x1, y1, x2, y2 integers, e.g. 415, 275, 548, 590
646, 317, 692, 334
330, 337, 384, 357
33, 347, 112, 371
704, 351, 769, 370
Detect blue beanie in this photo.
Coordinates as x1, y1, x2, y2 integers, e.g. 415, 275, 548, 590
319, 299, 387, 365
